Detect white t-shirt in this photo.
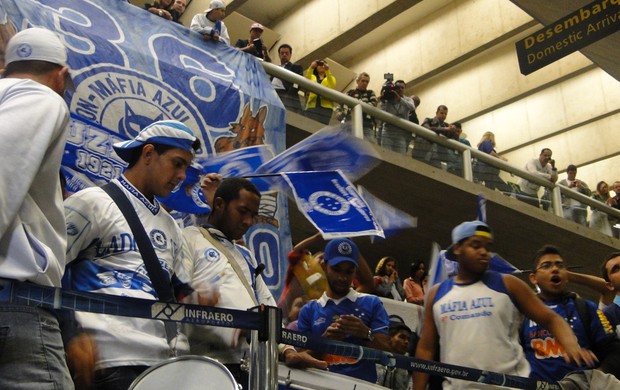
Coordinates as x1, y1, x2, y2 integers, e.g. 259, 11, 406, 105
0, 78, 69, 287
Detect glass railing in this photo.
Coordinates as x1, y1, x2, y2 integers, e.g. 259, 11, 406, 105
262, 61, 620, 237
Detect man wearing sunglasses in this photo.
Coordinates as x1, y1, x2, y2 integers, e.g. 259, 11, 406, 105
521, 245, 620, 383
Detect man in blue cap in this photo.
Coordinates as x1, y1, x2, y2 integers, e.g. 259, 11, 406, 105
297, 238, 391, 383
413, 220, 597, 390
63, 120, 203, 389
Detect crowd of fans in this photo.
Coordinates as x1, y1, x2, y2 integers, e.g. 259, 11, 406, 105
278, 227, 620, 389
4, 3, 620, 390
154, 1, 620, 241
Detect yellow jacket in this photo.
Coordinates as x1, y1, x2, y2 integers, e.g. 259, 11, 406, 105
304, 68, 336, 109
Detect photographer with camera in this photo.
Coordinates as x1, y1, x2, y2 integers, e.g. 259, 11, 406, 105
335, 72, 378, 143
304, 59, 337, 124
379, 77, 415, 154
235, 23, 271, 61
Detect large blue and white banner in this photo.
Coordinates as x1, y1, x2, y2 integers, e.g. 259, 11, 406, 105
282, 171, 384, 239
0, 0, 290, 298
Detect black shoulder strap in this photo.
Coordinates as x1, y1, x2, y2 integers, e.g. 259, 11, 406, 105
101, 182, 175, 303
573, 296, 592, 344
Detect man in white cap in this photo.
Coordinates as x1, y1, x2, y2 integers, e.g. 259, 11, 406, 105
63, 120, 207, 389
413, 220, 597, 390
190, 0, 230, 45
297, 238, 391, 383
0, 27, 74, 389
235, 22, 271, 61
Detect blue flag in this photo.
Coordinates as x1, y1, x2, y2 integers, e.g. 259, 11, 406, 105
197, 145, 274, 191
256, 125, 380, 182
281, 171, 384, 239
477, 193, 487, 222
357, 185, 417, 238
157, 163, 211, 214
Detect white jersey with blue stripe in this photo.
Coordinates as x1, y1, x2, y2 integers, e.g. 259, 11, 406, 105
432, 271, 530, 389
64, 176, 190, 369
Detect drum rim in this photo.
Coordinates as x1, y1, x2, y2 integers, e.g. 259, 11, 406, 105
129, 355, 238, 390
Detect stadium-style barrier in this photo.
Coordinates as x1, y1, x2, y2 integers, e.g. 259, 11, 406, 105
0, 279, 561, 390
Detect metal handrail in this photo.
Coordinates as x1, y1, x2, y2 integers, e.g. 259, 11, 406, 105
262, 61, 620, 223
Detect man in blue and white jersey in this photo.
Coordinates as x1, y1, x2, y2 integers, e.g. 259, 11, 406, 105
297, 238, 391, 383
63, 120, 201, 390
522, 245, 620, 382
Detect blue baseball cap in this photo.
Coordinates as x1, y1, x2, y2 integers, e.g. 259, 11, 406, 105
113, 120, 198, 162
324, 238, 359, 267
445, 220, 493, 260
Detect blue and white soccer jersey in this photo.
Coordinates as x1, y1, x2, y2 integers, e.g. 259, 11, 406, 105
64, 176, 190, 369
297, 289, 389, 383
432, 272, 529, 389
181, 225, 275, 363
522, 296, 616, 382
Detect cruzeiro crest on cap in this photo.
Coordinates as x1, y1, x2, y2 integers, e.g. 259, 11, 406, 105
338, 241, 353, 255
16, 43, 33, 59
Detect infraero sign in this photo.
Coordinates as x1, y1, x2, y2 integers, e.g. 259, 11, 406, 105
515, 0, 620, 75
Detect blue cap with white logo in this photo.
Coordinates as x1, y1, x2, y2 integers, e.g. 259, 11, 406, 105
324, 238, 359, 267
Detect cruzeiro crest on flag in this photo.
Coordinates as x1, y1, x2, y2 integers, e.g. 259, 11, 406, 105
308, 191, 350, 216
282, 170, 384, 239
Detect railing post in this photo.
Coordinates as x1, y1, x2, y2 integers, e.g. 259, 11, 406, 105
462, 149, 473, 182
351, 104, 364, 140
552, 186, 563, 217
249, 305, 280, 390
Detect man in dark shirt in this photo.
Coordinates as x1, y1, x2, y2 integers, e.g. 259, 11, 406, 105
271, 43, 303, 113
336, 72, 378, 143
235, 22, 271, 61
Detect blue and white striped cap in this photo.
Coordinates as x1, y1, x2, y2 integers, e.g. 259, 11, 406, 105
113, 120, 197, 162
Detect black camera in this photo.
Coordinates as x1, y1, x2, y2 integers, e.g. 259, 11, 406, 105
252, 38, 263, 53
380, 73, 397, 101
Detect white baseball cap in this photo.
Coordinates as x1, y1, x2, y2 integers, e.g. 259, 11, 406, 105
5, 27, 68, 67
205, 0, 226, 14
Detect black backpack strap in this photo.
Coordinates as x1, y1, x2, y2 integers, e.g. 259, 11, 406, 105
573, 296, 592, 345
101, 182, 175, 303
